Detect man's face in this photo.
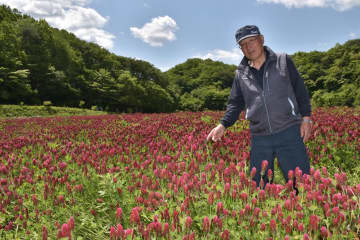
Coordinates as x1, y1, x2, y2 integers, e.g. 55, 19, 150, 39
239, 35, 264, 61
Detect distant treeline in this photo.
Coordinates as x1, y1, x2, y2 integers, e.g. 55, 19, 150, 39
1, 5, 359, 112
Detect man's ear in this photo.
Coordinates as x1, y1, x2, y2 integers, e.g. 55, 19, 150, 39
259, 35, 264, 45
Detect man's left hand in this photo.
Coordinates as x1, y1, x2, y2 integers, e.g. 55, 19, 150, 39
301, 117, 312, 142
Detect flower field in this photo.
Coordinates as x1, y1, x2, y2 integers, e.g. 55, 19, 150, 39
0, 107, 359, 239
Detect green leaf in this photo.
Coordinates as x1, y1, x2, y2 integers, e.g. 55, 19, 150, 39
309, 205, 318, 212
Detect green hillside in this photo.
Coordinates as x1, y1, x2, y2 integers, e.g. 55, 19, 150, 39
1, 4, 359, 112
0, 5, 174, 113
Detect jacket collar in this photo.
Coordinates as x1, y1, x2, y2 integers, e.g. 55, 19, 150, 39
239, 46, 277, 68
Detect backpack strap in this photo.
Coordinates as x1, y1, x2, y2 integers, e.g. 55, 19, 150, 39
277, 53, 287, 77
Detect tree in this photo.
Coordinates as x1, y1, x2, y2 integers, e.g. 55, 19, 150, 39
0, 68, 35, 103
142, 81, 175, 113
165, 58, 235, 111
18, 18, 53, 103
37, 66, 80, 106
0, 15, 34, 103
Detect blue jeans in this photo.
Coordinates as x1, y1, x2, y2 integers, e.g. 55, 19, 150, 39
250, 124, 310, 187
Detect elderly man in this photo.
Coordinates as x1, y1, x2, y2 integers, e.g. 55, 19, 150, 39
207, 25, 312, 190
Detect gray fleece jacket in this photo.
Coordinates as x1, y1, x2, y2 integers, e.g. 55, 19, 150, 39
220, 46, 311, 135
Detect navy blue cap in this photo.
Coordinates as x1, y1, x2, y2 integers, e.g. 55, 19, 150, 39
235, 25, 261, 43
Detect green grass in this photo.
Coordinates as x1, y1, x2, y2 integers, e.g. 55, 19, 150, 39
0, 104, 107, 118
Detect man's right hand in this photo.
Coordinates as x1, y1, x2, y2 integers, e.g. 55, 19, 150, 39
206, 124, 225, 142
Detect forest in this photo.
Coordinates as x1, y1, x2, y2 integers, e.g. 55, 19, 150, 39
1, 5, 360, 113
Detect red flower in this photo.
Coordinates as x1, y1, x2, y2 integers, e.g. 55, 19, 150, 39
320, 226, 329, 238
68, 216, 74, 230
284, 199, 292, 211
185, 216, 192, 229
61, 223, 71, 238
253, 207, 260, 218
208, 192, 214, 205
130, 207, 141, 225
251, 197, 257, 206
309, 214, 319, 232
261, 160, 268, 175
240, 192, 248, 202
58, 195, 65, 204
259, 189, 266, 201
125, 229, 133, 238
172, 209, 179, 224
42, 226, 48, 240
161, 208, 170, 222
90, 209, 97, 216
232, 189, 237, 199
313, 169, 321, 181
250, 167, 257, 178
217, 202, 224, 215
298, 223, 304, 232
202, 216, 210, 232
332, 206, 340, 215
295, 167, 302, 179
116, 224, 124, 238
224, 182, 230, 194
267, 169, 273, 182
288, 170, 294, 180
74, 184, 83, 192
31, 194, 38, 206
116, 207, 123, 222
303, 233, 310, 240
110, 226, 116, 239
322, 167, 328, 177
245, 204, 251, 214
269, 219, 276, 232
260, 222, 266, 231
58, 162, 67, 171
221, 229, 230, 240
163, 222, 169, 236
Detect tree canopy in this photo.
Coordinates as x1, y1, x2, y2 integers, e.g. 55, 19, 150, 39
0, 5, 175, 113
292, 40, 360, 107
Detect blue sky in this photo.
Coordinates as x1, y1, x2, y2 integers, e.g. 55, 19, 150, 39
1, 0, 360, 71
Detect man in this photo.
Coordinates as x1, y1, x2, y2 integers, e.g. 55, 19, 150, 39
207, 25, 312, 188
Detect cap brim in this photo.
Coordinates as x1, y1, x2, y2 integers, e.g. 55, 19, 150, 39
237, 34, 260, 43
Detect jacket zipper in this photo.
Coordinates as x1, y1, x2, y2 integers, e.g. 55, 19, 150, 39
262, 91, 272, 134
262, 64, 273, 134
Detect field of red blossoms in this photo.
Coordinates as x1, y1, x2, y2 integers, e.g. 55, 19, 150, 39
0, 107, 359, 239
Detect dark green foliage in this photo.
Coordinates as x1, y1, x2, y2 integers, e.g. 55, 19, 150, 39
312, 84, 358, 107
292, 39, 360, 107
0, 13, 35, 103
0, 5, 175, 112
165, 58, 236, 111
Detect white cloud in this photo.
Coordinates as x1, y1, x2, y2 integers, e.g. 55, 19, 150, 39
158, 65, 172, 72
0, 0, 115, 49
45, 7, 107, 31
73, 28, 115, 49
194, 48, 243, 65
256, 0, 360, 11
130, 16, 178, 47
349, 32, 357, 39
